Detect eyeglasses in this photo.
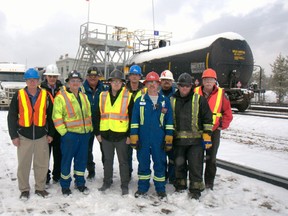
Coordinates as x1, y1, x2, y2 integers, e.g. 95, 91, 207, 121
203, 78, 216, 83
146, 81, 159, 85
47, 75, 58, 78
110, 80, 122, 84
26, 78, 39, 83
161, 79, 172, 82
178, 84, 192, 88
69, 79, 81, 83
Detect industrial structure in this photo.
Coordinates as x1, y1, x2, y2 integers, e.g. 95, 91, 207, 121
72, 22, 172, 79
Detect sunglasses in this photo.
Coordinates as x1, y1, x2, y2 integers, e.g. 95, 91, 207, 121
48, 75, 58, 78
110, 80, 122, 84
178, 84, 192, 88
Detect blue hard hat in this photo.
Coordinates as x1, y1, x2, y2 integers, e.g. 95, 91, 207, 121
129, 65, 142, 75
23, 68, 40, 80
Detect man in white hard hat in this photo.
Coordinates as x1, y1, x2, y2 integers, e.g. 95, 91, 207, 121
159, 70, 176, 185
40, 64, 63, 185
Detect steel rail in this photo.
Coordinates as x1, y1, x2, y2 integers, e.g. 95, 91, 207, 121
216, 158, 288, 190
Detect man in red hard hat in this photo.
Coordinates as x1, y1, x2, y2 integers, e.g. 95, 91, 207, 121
130, 71, 174, 199
194, 68, 233, 190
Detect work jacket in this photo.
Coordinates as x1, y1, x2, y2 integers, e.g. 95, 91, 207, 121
171, 90, 213, 146
194, 85, 233, 131
7, 87, 55, 140
52, 87, 93, 136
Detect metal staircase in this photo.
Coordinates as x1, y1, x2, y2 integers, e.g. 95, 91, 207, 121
74, 22, 172, 79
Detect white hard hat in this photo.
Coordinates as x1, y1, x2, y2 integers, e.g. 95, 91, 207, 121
160, 70, 174, 81
43, 64, 60, 76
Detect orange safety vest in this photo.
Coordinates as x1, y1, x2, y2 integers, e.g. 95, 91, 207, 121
194, 86, 223, 131
18, 88, 47, 127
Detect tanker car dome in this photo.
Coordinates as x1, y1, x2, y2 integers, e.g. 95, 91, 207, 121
160, 70, 174, 81
43, 64, 60, 76
202, 68, 217, 79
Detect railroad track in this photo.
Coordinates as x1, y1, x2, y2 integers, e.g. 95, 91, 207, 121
217, 159, 288, 190
233, 109, 288, 119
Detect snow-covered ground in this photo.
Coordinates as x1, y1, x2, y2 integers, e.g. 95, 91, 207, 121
0, 110, 287, 216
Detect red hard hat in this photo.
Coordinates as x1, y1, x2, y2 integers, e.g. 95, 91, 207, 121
144, 71, 160, 84
202, 68, 217, 79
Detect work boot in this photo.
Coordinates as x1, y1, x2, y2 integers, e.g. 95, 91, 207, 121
98, 183, 111, 192
189, 191, 201, 200
77, 186, 90, 195
157, 191, 167, 199
62, 188, 72, 197
35, 190, 51, 198
134, 190, 147, 198
122, 187, 129, 196
205, 183, 214, 190
87, 171, 95, 181
20, 191, 30, 201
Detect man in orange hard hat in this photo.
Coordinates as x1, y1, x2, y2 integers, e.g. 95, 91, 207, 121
194, 68, 233, 190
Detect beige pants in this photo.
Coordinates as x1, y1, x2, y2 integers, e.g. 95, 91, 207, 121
17, 135, 49, 192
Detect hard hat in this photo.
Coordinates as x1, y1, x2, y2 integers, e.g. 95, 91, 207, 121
177, 73, 193, 85
43, 64, 60, 76
108, 69, 125, 81
129, 65, 142, 76
65, 70, 83, 82
24, 68, 40, 80
143, 71, 160, 84
160, 70, 174, 81
87, 65, 101, 76
202, 68, 217, 79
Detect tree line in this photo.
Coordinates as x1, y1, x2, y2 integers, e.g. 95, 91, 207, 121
251, 53, 288, 104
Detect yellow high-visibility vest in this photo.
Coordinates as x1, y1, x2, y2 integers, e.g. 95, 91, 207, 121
52, 89, 93, 136
99, 87, 132, 132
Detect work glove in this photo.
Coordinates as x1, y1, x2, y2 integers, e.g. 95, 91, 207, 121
130, 135, 139, 150
164, 135, 173, 152
202, 133, 212, 149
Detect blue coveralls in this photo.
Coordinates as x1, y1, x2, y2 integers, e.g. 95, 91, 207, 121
60, 132, 90, 189
130, 93, 173, 193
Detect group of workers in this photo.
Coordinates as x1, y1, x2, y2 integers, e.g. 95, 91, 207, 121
7, 64, 232, 201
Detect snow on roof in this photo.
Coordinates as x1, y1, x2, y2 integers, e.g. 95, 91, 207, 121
128, 32, 245, 64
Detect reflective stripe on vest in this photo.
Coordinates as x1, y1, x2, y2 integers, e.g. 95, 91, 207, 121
54, 90, 91, 129
171, 93, 202, 138
139, 94, 166, 127
18, 88, 47, 127
99, 88, 130, 132
194, 86, 223, 126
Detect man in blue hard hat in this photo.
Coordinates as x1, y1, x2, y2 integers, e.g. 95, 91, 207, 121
125, 65, 146, 179
7, 68, 55, 201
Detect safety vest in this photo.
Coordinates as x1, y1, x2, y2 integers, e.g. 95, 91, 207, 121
194, 86, 223, 130
133, 88, 147, 102
53, 89, 92, 135
171, 93, 203, 138
18, 88, 47, 127
99, 87, 132, 132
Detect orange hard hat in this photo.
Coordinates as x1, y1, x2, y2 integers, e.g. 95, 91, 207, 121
144, 71, 160, 84
202, 68, 217, 79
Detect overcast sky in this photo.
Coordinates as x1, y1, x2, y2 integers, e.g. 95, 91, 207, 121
0, 0, 287, 75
